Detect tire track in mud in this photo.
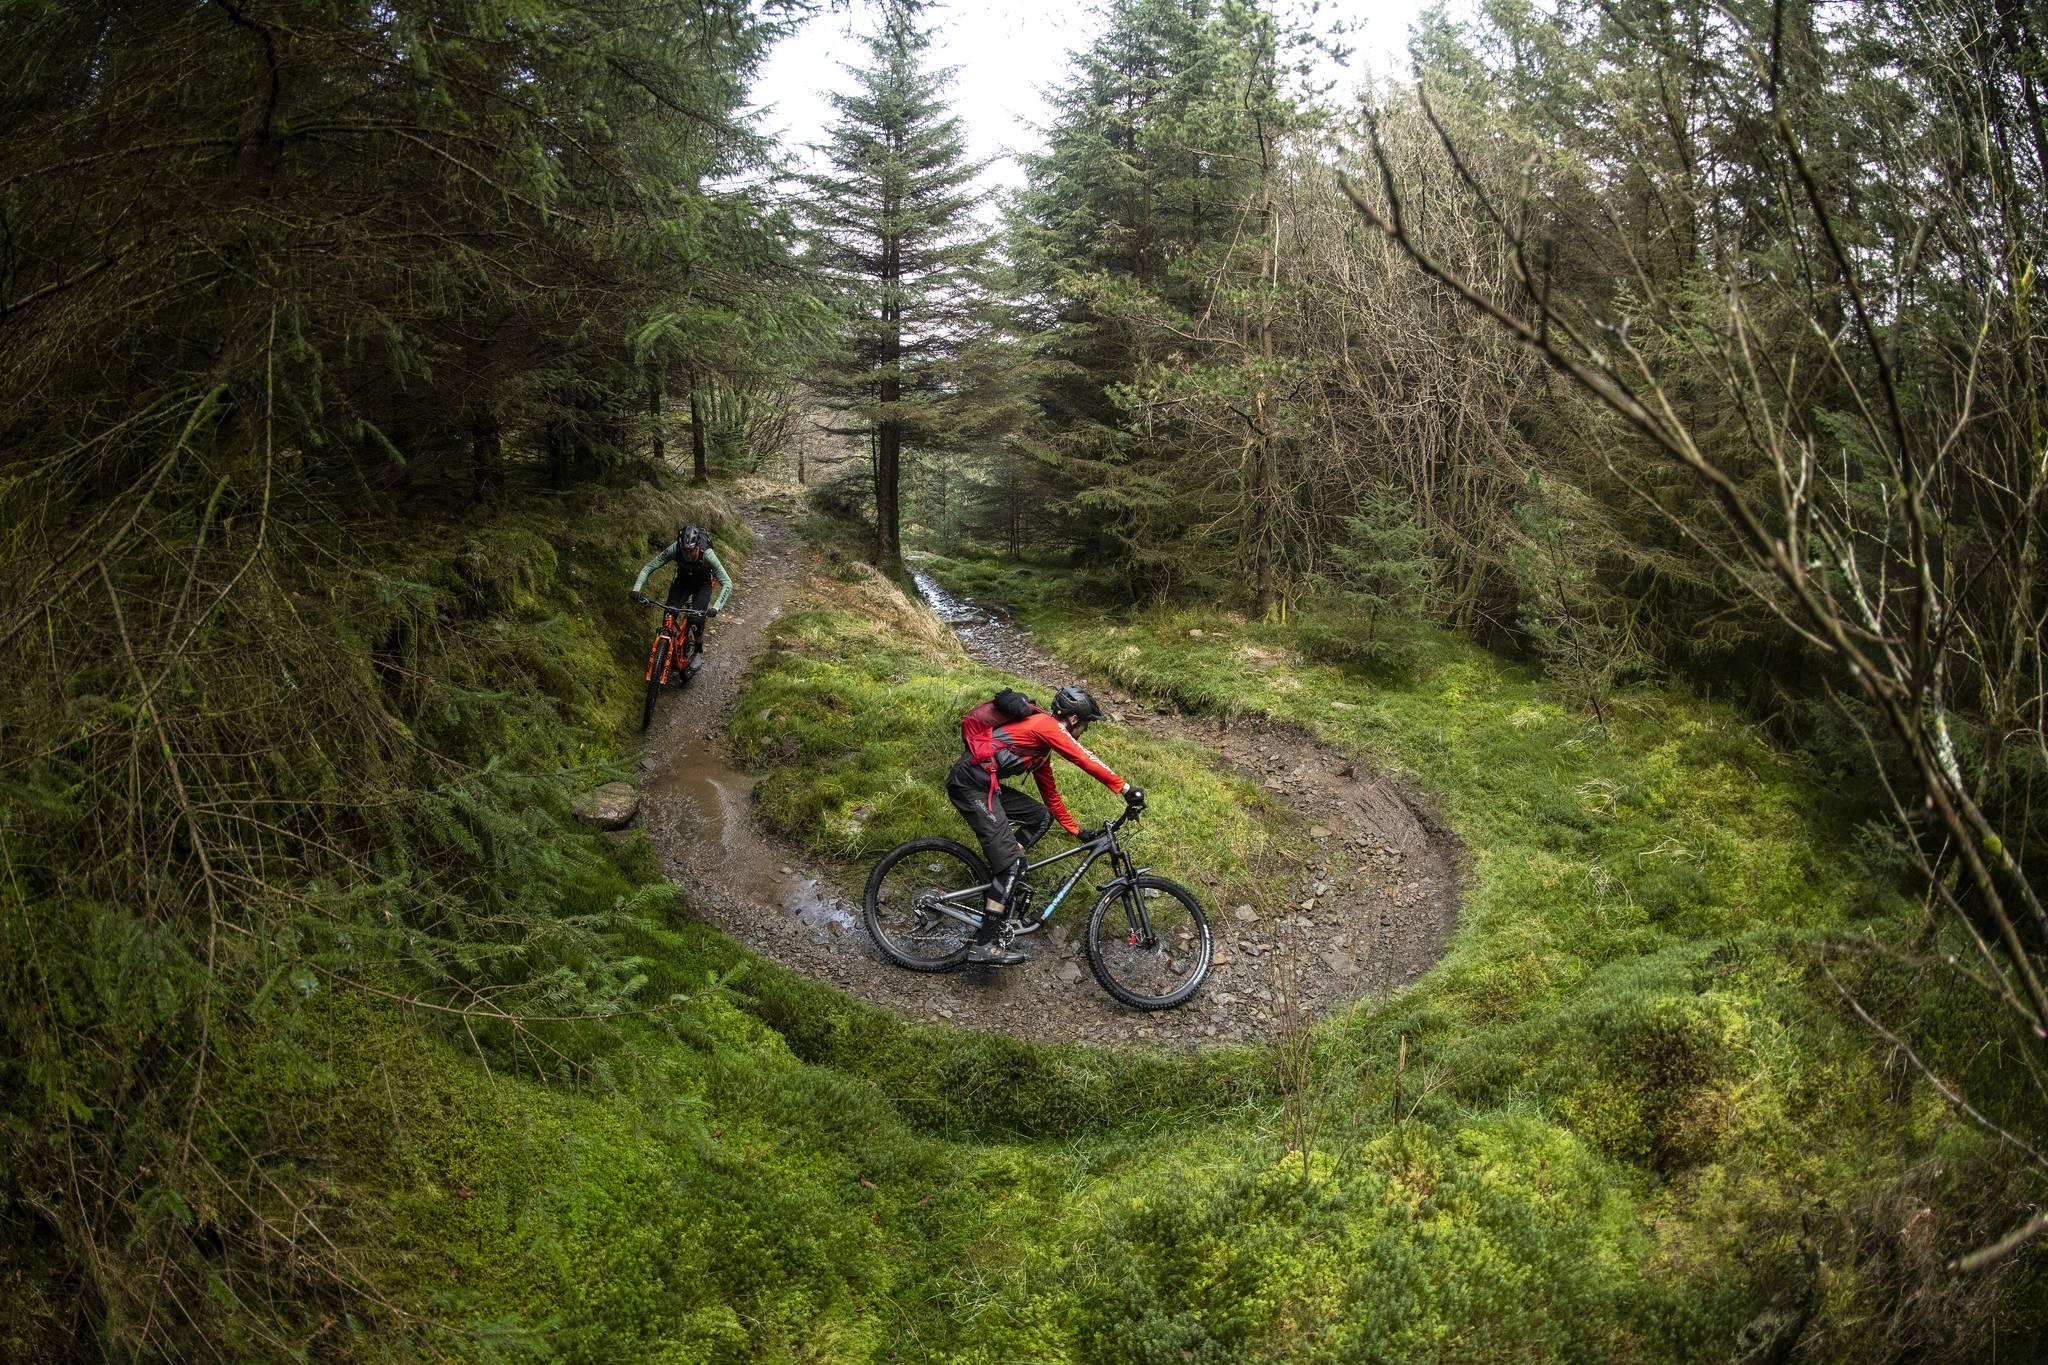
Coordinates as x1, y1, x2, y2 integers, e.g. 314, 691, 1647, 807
637, 507, 1461, 1046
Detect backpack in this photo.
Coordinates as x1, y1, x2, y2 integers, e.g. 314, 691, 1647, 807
961, 689, 1042, 807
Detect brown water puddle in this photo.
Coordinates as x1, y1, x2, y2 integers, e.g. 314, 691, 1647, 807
645, 701, 860, 937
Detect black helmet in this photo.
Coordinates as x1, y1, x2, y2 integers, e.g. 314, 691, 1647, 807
1051, 685, 1104, 724
677, 525, 707, 559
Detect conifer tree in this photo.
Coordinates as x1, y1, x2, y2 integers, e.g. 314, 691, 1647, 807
1014, 0, 1224, 575
0, 1, 806, 1350
804, 0, 991, 573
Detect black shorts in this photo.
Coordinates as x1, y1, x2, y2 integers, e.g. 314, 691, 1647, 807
945, 754, 1051, 878
665, 580, 713, 614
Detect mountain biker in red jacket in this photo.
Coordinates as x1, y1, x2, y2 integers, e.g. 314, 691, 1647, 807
948, 685, 1145, 965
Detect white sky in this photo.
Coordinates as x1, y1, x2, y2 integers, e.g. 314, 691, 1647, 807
747, 0, 1434, 201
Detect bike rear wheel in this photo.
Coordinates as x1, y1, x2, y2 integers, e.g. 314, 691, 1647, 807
1084, 875, 1212, 1010
864, 837, 986, 971
642, 636, 671, 731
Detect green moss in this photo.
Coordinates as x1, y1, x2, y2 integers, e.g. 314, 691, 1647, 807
886, 555, 2046, 1357
16, 487, 2040, 1361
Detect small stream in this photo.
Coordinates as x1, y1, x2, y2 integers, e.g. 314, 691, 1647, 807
910, 568, 987, 626
909, 562, 1046, 674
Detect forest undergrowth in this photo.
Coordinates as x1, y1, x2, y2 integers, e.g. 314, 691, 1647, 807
8, 0, 2047, 1353
6, 482, 2045, 1360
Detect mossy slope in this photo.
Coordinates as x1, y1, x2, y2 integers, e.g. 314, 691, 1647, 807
12, 494, 2040, 1361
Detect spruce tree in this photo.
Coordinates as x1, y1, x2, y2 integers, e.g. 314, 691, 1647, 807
1013, 0, 1223, 578
804, 0, 991, 572
1018, 0, 1328, 611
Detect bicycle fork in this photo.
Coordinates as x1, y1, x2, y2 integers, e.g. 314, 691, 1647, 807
1106, 846, 1159, 949
645, 629, 673, 683
645, 616, 702, 685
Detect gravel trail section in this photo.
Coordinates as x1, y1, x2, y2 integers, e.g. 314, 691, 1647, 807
639, 507, 1461, 1046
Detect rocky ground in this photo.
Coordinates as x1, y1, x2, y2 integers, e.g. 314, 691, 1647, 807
631, 505, 1461, 1047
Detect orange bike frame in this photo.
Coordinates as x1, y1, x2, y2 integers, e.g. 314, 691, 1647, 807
644, 611, 683, 683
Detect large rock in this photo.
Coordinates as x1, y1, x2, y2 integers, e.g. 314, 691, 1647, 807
573, 781, 639, 830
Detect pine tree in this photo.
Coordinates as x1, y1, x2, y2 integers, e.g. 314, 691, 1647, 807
1019, 0, 1328, 610
804, 0, 992, 573
1013, 0, 1224, 579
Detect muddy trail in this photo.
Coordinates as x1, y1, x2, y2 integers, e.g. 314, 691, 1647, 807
638, 508, 1461, 1046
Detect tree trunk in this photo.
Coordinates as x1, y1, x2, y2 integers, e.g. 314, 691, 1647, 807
877, 414, 901, 570
1005, 462, 1021, 559
470, 406, 502, 506
546, 415, 570, 490
647, 369, 665, 469
1249, 61, 1279, 620
689, 373, 709, 484
875, 193, 903, 572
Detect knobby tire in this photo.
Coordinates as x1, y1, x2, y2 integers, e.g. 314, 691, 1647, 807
1084, 875, 1212, 1010
864, 837, 986, 971
642, 635, 671, 732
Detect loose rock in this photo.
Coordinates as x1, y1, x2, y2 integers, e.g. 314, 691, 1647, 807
573, 781, 639, 830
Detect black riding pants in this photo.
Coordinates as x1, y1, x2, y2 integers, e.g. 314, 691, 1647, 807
665, 580, 713, 654
945, 755, 1052, 941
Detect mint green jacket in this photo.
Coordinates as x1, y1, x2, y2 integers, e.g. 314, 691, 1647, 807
633, 541, 733, 610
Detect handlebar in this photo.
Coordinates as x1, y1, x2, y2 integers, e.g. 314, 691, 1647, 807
633, 594, 707, 619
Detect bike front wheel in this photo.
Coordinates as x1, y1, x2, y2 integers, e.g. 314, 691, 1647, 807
1084, 875, 1212, 1010
642, 636, 671, 731
863, 837, 986, 971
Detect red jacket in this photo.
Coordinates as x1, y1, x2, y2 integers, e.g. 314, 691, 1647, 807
979, 712, 1127, 835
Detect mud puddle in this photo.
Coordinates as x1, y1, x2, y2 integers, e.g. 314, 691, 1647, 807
646, 730, 856, 934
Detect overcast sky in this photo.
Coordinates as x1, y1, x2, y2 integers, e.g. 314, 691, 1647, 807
746, 0, 1435, 199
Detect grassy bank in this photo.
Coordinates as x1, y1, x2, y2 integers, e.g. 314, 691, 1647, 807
708, 543, 2045, 1359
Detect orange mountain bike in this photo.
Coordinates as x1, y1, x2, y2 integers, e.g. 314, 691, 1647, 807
633, 595, 708, 731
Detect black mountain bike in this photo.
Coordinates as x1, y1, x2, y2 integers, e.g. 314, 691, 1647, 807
632, 596, 708, 731
863, 804, 1212, 1010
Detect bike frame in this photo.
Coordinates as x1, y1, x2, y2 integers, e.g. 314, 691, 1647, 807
927, 811, 1150, 938
665, 609, 706, 657
640, 602, 707, 683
